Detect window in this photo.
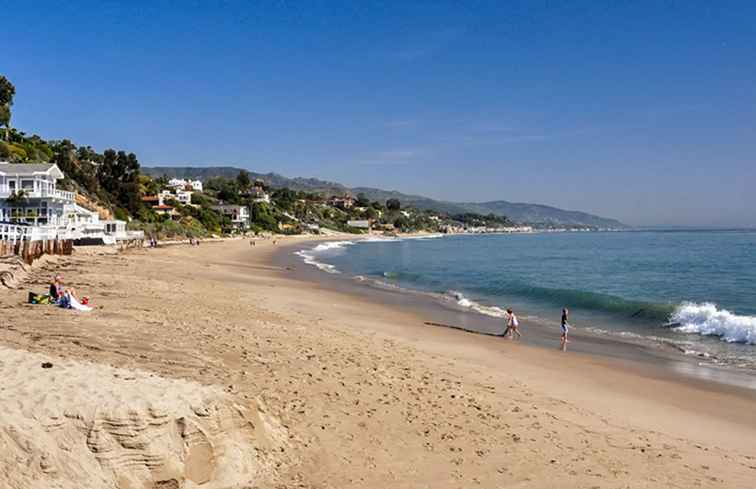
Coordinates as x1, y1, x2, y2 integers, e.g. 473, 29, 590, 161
21, 180, 34, 190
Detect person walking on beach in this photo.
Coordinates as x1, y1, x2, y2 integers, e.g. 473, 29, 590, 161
560, 308, 571, 351
504, 308, 521, 340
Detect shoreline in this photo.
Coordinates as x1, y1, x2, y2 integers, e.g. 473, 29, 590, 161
281, 236, 756, 392
1, 237, 755, 487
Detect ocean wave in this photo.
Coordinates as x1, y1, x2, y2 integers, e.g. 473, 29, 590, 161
360, 233, 444, 243
310, 240, 355, 252
401, 233, 445, 240
361, 236, 401, 243
670, 302, 756, 345
293, 250, 340, 274
293, 240, 356, 274
481, 284, 676, 321
443, 290, 509, 318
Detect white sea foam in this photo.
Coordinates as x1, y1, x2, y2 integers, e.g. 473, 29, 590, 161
294, 240, 355, 274
361, 233, 444, 243
295, 235, 445, 274
361, 236, 401, 243
310, 240, 355, 252
294, 250, 340, 273
444, 290, 509, 318
670, 302, 756, 345
401, 233, 445, 240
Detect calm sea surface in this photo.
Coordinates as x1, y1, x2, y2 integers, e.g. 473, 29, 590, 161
296, 231, 756, 370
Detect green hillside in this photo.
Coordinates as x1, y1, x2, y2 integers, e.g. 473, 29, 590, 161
144, 166, 627, 228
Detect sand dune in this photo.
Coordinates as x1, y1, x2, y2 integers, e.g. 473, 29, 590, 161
0, 345, 289, 489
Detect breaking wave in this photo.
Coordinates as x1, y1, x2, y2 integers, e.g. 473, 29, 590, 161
294, 240, 355, 274
670, 302, 756, 345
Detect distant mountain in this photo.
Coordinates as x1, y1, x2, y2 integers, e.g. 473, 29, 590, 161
143, 166, 627, 228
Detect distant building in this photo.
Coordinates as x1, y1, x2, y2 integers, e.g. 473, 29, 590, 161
278, 222, 298, 232
328, 195, 354, 209
212, 204, 250, 229
168, 178, 203, 192
249, 186, 270, 203
142, 194, 179, 219
161, 188, 193, 205
347, 220, 371, 230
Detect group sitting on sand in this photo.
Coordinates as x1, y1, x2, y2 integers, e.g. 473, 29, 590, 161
502, 307, 573, 351
50, 275, 92, 311
28, 275, 92, 312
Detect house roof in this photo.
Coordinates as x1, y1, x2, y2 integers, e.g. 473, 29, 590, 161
0, 163, 64, 179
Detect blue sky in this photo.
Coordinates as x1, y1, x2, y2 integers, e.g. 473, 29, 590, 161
5, 1, 755, 226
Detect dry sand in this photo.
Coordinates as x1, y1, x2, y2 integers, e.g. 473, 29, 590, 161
1, 237, 755, 488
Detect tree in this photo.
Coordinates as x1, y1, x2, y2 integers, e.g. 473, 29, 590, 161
386, 198, 401, 211
393, 215, 410, 231
98, 149, 142, 214
355, 192, 370, 207
217, 181, 241, 203
236, 170, 251, 192
0, 75, 15, 141
250, 202, 278, 231
272, 187, 297, 210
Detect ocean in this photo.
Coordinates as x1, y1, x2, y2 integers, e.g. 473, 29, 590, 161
295, 230, 756, 372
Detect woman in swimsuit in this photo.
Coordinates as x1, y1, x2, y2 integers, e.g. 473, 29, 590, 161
504, 308, 521, 340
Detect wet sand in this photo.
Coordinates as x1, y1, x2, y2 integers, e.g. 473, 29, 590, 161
1, 237, 755, 488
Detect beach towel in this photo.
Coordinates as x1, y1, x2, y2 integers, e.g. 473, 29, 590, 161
60, 293, 92, 312
28, 292, 52, 305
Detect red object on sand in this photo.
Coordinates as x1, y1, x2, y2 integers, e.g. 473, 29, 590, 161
82, 297, 89, 305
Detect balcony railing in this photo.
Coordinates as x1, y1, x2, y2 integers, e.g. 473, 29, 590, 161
0, 223, 145, 244
0, 186, 75, 201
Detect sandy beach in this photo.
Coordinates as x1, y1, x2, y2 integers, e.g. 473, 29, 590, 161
1, 237, 755, 489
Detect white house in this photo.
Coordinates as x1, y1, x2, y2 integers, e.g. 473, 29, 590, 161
347, 220, 371, 230
176, 190, 193, 204
168, 178, 203, 193
249, 187, 270, 203
0, 163, 74, 226
160, 188, 193, 205
0, 162, 140, 244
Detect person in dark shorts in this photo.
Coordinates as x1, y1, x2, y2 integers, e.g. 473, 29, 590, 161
560, 308, 571, 351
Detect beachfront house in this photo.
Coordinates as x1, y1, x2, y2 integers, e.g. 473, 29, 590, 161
0, 162, 138, 244
212, 204, 250, 229
0, 163, 73, 227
